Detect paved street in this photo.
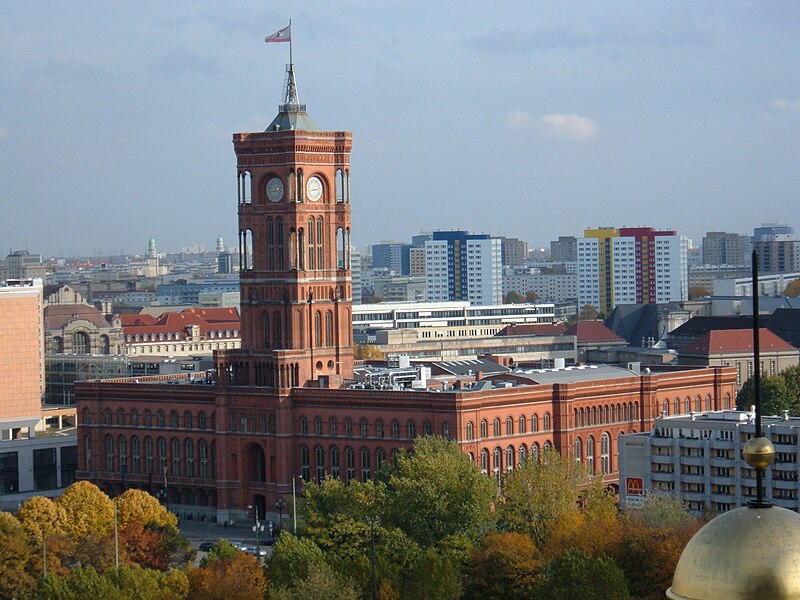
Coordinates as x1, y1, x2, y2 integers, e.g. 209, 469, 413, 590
178, 517, 287, 563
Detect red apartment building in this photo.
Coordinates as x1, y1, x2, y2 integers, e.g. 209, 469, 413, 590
76, 64, 737, 522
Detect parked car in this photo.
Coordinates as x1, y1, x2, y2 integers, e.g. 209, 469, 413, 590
259, 537, 277, 547
198, 542, 215, 552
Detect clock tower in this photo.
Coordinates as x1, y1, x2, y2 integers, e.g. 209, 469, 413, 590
222, 64, 354, 390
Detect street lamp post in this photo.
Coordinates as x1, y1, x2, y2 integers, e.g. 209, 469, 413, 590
274, 498, 285, 527
248, 505, 265, 555
291, 476, 303, 534
366, 516, 380, 600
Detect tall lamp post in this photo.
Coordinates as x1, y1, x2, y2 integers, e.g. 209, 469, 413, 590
275, 498, 285, 527
291, 476, 303, 534
248, 505, 265, 555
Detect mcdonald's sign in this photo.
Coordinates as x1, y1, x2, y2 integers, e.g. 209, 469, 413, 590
626, 477, 644, 496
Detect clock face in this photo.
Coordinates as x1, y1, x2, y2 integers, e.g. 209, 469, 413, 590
266, 177, 284, 202
306, 176, 323, 201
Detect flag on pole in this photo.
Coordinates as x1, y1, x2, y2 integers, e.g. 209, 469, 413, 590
265, 24, 291, 43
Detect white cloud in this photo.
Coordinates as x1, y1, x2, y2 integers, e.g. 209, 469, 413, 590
772, 98, 800, 112
508, 111, 598, 141
540, 114, 597, 141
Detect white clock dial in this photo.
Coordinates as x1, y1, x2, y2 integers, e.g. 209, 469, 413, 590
266, 177, 284, 202
306, 176, 323, 201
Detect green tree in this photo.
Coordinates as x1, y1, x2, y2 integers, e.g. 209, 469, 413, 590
688, 285, 711, 299
383, 436, 496, 547
464, 532, 540, 600
267, 533, 326, 589
0, 511, 36, 599
399, 546, 463, 600
37, 566, 117, 599
116, 563, 189, 600
499, 448, 588, 546
536, 548, 629, 600
525, 290, 540, 302
199, 539, 240, 568
504, 291, 524, 304
736, 373, 797, 415
270, 561, 360, 600
780, 364, 800, 406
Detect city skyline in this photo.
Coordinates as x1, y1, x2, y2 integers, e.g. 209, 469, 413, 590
2, 2, 799, 256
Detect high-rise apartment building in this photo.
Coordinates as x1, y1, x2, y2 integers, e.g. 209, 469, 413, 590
372, 242, 411, 275
578, 227, 688, 314
425, 231, 502, 306
408, 246, 425, 277
501, 237, 528, 266
550, 236, 578, 263
702, 232, 748, 266
752, 224, 799, 274
4, 251, 46, 281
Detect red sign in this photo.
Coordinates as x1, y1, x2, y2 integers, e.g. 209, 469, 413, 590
626, 477, 644, 496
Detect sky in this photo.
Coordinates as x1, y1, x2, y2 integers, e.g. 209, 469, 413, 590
1, 1, 799, 257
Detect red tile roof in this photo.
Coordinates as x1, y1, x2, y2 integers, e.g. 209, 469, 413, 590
562, 321, 626, 344
682, 328, 796, 355
121, 308, 240, 341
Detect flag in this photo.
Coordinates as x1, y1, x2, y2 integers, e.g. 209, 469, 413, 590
265, 24, 291, 43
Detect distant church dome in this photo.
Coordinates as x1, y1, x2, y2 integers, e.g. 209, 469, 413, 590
668, 503, 800, 599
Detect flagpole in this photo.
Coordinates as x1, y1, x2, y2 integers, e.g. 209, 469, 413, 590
289, 19, 293, 66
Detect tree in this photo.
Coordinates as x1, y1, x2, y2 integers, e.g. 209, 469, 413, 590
499, 448, 588, 546
199, 539, 240, 567
688, 285, 711, 299
398, 546, 463, 600
525, 290, 540, 302
355, 344, 385, 360
37, 566, 117, 599
464, 532, 540, 600
188, 551, 267, 600
267, 533, 326, 589
116, 488, 177, 530
736, 373, 797, 415
536, 548, 629, 600
383, 436, 496, 547
0, 511, 36, 599
270, 561, 360, 600
116, 564, 189, 600
120, 521, 192, 570
57, 481, 114, 541
579, 304, 599, 320
504, 291, 523, 304
16, 495, 66, 543
784, 278, 800, 297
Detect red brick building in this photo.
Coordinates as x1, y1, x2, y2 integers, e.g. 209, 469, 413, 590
76, 64, 738, 523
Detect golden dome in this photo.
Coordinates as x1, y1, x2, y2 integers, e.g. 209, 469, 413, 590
743, 436, 776, 470
667, 505, 800, 599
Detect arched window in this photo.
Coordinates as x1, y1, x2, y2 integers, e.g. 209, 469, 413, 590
360, 419, 368, 437
442, 422, 451, 439
407, 421, 416, 439
314, 312, 322, 347
185, 439, 195, 478
724, 393, 731, 409
106, 435, 115, 472
330, 417, 338, 437
480, 449, 489, 473
106, 409, 112, 426
480, 419, 488, 438
391, 420, 400, 439
330, 446, 341, 479
586, 436, 595, 474
99, 335, 110, 354
184, 411, 193, 429
118, 409, 125, 426
82, 407, 90, 425
199, 439, 209, 478
131, 436, 141, 473
424, 421, 432, 436
158, 438, 167, 470
300, 445, 310, 480
170, 411, 179, 428
376, 448, 386, 467
316, 446, 325, 482
532, 414, 539, 432
145, 410, 152, 427
345, 418, 353, 437
130, 409, 138, 427
263, 313, 271, 348
466, 422, 474, 441
705, 394, 712, 411
684, 397, 690, 414
274, 312, 282, 349
531, 443, 540, 463
325, 311, 333, 347
505, 446, 514, 472
575, 437, 583, 462
695, 396, 702, 412
72, 331, 90, 354
518, 444, 527, 464
543, 412, 551, 431
493, 447, 502, 474
361, 448, 371, 482
601, 433, 611, 475
172, 438, 181, 476
518, 415, 526, 434
506, 417, 513, 436
345, 447, 355, 483
674, 398, 680, 414
376, 419, 384, 438
662, 399, 669, 415
118, 436, 128, 473
315, 417, 323, 436
493, 418, 501, 437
